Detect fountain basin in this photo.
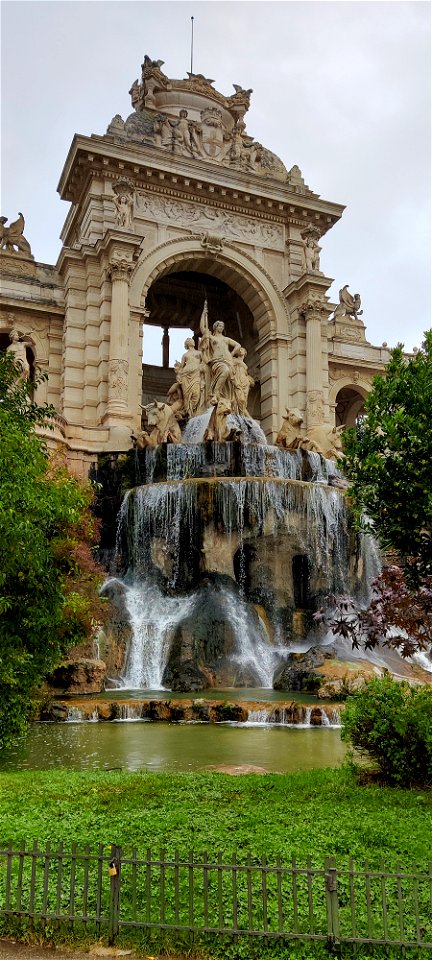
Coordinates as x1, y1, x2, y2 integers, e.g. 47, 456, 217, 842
39, 697, 342, 727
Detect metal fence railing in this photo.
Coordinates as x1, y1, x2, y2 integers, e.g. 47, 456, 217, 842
1, 843, 431, 950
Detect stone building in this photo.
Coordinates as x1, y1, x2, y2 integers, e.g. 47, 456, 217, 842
0, 55, 391, 477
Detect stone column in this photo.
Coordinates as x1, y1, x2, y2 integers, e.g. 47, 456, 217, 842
162, 326, 170, 368
106, 252, 135, 419
301, 296, 327, 429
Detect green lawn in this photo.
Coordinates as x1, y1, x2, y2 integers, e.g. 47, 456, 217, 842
1, 767, 430, 865
0, 768, 431, 960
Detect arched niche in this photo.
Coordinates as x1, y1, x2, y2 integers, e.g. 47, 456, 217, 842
129, 236, 291, 435
329, 378, 371, 428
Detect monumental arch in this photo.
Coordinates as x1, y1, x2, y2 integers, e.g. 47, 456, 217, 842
0, 56, 392, 477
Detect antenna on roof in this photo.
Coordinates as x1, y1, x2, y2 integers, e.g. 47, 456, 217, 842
190, 16, 194, 75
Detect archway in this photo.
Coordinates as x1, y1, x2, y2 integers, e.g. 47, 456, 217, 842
129, 236, 290, 435
335, 386, 367, 427
141, 268, 261, 418
329, 376, 370, 429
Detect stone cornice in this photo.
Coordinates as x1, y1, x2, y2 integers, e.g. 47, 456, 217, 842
57, 230, 143, 274
57, 134, 345, 236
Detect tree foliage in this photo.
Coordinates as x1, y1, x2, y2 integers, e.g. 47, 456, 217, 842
342, 675, 432, 787
321, 333, 432, 656
0, 353, 106, 749
341, 332, 432, 585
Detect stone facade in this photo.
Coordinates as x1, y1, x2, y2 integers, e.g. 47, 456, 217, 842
0, 57, 391, 477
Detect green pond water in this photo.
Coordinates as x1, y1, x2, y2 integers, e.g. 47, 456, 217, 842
100, 687, 327, 704
0, 722, 346, 774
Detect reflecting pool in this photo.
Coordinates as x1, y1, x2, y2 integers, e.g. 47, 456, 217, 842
0, 721, 346, 774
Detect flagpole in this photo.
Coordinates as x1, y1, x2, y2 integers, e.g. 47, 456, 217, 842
190, 16, 194, 75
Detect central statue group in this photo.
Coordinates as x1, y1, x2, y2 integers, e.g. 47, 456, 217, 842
136, 301, 255, 447
135, 301, 344, 460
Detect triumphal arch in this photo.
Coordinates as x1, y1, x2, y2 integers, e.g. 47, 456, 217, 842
0, 55, 391, 476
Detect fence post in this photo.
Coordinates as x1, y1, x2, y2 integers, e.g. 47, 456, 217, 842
324, 857, 340, 948
108, 844, 122, 946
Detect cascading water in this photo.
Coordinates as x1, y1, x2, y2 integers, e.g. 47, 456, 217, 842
104, 408, 365, 693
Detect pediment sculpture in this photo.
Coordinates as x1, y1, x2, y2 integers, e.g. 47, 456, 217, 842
0, 213, 33, 259
331, 285, 363, 322
105, 55, 301, 185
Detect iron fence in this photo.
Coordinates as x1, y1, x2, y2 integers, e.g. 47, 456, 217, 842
0, 842, 431, 950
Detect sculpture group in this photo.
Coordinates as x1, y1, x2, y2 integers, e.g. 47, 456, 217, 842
135, 302, 254, 449
134, 302, 344, 461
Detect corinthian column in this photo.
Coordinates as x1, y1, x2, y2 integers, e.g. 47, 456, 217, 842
301, 297, 327, 429
106, 253, 135, 418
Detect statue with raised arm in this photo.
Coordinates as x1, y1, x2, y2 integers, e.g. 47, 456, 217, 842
199, 302, 243, 407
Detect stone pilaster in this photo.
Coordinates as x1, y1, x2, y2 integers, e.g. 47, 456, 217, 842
300, 296, 327, 429
105, 251, 135, 421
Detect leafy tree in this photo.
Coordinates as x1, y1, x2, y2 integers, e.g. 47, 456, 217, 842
321, 333, 432, 656
0, 353, 106, 749
342, 675, 432, 787
341, 331, 432, 586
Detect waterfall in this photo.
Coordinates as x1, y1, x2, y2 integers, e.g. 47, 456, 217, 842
101, 396, 379, 693
115, 704, 145, 721
119, 581, 195, 689
66, 706, 85, 722
217, 587, 276, 687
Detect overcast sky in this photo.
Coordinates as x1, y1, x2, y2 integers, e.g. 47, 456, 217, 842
1, 0, 431, 363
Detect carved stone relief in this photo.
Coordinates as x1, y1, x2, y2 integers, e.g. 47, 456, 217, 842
135, 192, 284, 248
329, 366, 372, 385
112, 180, 135, 229
109, 359, 129, 397
306, 389, 325, 423
200, 232, 224, 254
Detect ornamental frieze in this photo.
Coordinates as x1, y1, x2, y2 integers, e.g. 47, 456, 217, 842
135, 192, 284, 248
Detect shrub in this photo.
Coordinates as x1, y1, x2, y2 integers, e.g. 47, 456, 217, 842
342, 674, 432, 787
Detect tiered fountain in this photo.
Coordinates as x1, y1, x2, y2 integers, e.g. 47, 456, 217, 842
100, 304, 372, 702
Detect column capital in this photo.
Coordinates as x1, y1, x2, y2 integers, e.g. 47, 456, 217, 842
300, 296, 327, 321
108, 253, 135, 283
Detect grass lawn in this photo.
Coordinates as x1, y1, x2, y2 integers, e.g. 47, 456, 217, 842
0, 766, 431, 864
0, 767, 430, 960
